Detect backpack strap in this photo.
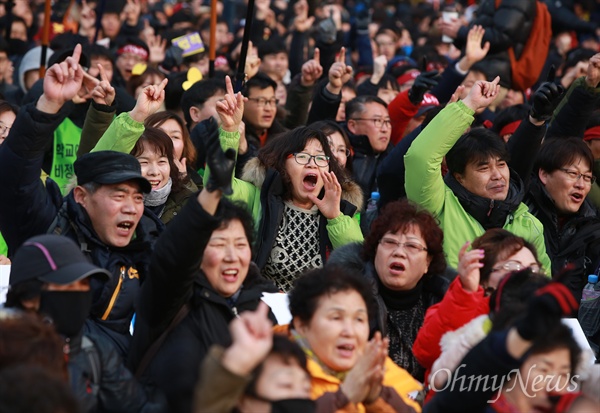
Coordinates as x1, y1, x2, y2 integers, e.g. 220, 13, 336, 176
135, 303, 191, 379
81, 335, 101, 395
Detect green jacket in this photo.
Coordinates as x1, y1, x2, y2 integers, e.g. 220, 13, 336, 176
404, 101, 552, 272
205, 128, 364, 265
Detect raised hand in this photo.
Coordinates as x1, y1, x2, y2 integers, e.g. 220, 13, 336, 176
462, 76, 501, 112
530, 81, 565, 122
221, 302, 273, 376
464, 25, 490, 66
301, 48, 323, 86
147, 33, 167, 65
364, 332, 388, 404
371, 55, 388, 85
216, 75, 244, 132
327, 47, 353, 94
90, 64, 116, 106
308, 170, 341, 219
39, 44, 85, 113
585, 53, 600, 88
203, 117, 235, 195
129, 77, 168, 122
293, 0, 314, 33
340, 332, 386, 404
244, 41, 261, 80
457, 241, 483, 293
449, 84, 466, 102
408, 70, 439, 105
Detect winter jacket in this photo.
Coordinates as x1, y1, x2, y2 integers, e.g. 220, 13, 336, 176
244, 117, 288, 149
0, 102, 163, 357
526, 178, 600, 300
328, 242, 451, 380
306, 357, 422, 413
388, 90, 419, 146
549, 77, 600, 141
544, 0, 599, 35
412, 277, 490, 373
307, 79, 341, 125
346, 127, 393, 209
205, 129, 364, 274
453, 0, 537, 89
404, 101, 552, 272
129, 196, 279, 413
67, 331, 167, 413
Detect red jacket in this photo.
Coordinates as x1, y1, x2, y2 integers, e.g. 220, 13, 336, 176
413, 277, 490, 371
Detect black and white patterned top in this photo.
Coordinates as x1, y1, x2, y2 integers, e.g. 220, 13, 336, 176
262, 201, 322, 292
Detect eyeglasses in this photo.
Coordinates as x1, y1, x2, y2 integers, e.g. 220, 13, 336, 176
247, 97, 279, 107
287, 152, 330, 167
331, 147, 351, 157
351, 118, 392, 129
379, 238, 428, 253
491, 261, 543, 275
559, 168, 596, 185
0, 122, 11, 135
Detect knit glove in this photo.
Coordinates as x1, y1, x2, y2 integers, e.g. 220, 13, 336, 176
408, 70, 439, 105
203, 121, 236, 195
530, 81, 565, 122
515, 282, 579, 341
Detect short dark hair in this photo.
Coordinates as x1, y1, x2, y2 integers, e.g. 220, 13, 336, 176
127, 66, 166, 97
362, 199, 446, 277
0, 100, 18, 117
130, 126, 183, 191
84, 43, 115, 65
257, 126, 345, 201
345, 95, 388, 120
180, 77, 226, 126
309, 120, 353, 171
288, 266, 377, 328
534, 137, 594, 174
471, 228, 539, 287
244, 335, 308, 397
241, 72, 277, 97
257, 38, 288, 59
529, 323, 582, 377
218, 199, 256, 250
446, 128, 510, 175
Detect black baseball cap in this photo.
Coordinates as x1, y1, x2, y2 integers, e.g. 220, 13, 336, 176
9, 235, 111, 287
74, 151, 152, 193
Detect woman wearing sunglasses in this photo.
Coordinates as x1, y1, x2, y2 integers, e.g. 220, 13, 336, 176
205, 76, 364, 292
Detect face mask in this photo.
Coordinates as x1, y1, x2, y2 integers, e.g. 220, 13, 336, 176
270, 399, 316, 413
39, 290, 92, 338
401, 45, 413, 58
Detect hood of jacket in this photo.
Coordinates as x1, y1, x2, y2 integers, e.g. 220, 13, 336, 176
444, 169, 525, 230
241, 157, 364, 211
18, 46, 54, 93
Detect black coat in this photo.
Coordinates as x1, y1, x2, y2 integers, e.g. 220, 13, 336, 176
453, 0, 537, 89
129, 196, 279, 413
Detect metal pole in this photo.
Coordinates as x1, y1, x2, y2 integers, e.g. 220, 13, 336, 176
234, 0, 255, 92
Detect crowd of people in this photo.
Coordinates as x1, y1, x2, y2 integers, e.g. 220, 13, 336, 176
0, 0, 599, 412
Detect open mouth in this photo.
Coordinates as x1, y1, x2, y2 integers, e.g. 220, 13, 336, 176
336, 344, 355, 357
222, 269, 239, 282
570, 193, 584, 203
148, 180, 161, 188
303, 174, 318, 190
117, 221, 135, 234
389, 262, 406, 273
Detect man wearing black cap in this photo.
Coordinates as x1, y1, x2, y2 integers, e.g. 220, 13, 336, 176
6, 234, 166, 413
0, 45, 163, 357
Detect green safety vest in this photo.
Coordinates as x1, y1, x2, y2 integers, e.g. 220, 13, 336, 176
50, 118, 82, 195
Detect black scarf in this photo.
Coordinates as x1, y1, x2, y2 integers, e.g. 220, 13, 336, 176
444, 170, 524, 230
376, 277, 424, 310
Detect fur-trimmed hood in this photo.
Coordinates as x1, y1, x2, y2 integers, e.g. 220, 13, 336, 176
241, 157, 364, 210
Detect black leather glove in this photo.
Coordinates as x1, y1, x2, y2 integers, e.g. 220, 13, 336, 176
408, 70, 439, 105
530, 81, 565, 122
202, 121, 236, 195
515, 282, 579, 341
